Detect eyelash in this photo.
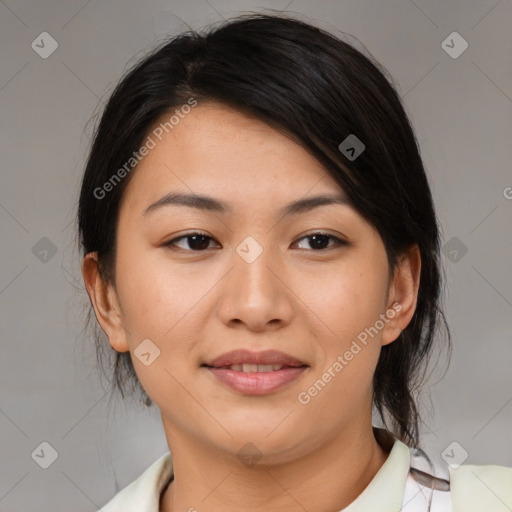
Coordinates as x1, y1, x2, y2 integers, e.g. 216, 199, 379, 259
163, 231, 348, 252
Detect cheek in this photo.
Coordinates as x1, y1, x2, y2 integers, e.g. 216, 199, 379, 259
113, 245, 221, 391
302, 260, 388, 347
295, 258, 389, 414
114, 253, 199, 408
115, 241, 199, 337
295, 268, 386, 422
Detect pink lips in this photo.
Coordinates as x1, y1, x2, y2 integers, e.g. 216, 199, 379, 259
203, 349, 309, 395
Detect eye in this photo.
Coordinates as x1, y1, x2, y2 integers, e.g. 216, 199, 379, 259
294, 232, 347, 251
164, 232, 220, 251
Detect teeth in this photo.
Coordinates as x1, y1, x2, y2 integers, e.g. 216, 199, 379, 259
227, 364, 284, 372
256, 364, 277, 373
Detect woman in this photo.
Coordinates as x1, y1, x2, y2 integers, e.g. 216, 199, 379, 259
77, 13, 512, 512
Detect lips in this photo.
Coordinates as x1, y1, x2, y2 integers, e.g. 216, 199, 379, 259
203, 349, 308, 370
202, 349, 309, 395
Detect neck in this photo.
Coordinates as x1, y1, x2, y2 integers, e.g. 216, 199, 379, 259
159, 421, 390, 512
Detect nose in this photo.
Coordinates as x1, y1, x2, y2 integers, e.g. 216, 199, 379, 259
216, 238, 294, 332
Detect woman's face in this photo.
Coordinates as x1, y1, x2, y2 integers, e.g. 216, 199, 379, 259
85, 102, 416, 463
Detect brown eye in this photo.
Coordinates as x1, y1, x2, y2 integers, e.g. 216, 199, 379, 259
164, 232, 219, 251
295, 233, 347, 251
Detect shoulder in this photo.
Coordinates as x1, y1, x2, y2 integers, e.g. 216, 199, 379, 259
99, 452, 173, 512
449, 463, 512, 511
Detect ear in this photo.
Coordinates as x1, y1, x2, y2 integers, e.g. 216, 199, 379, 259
381, 244, 421, 346
81, 252, 130, 353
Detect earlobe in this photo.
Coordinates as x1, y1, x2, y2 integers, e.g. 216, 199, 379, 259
81, 252, 130, 353
381, 244, 421, 346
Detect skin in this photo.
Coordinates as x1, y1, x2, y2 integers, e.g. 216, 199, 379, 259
82, 102, 421, 512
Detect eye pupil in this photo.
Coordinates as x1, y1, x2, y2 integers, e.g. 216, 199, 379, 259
188, 234, 210, 250
309, 234, 330, 250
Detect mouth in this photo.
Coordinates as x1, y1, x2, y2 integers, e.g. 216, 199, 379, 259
202, 349, 309, 395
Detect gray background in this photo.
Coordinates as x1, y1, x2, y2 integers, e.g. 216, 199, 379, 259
1, 0, 511, 510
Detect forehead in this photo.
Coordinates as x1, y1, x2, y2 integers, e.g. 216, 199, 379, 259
120, 102, 347, 214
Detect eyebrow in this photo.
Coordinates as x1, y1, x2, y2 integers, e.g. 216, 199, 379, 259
142, 191, 351, 218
